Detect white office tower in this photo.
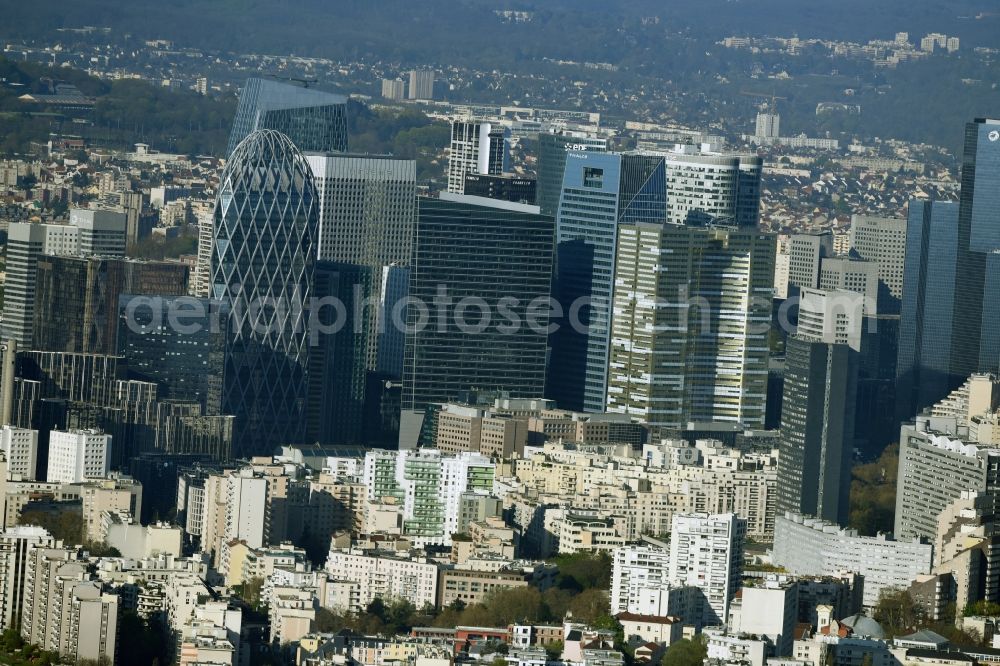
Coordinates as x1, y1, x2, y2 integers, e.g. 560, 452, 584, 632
223, 470, 270, 550
1, 210, 127, 346
819, 257, 879, 315
381, 78, 405, 101
755, 112, 780, 139
0, 525, 58, 630
786, 231, 833, 295
446, 121, 510, 194
408, 70, 434, 100
0, 425, 38, 480
668, 513, 746, 628
663, 144, 763, 227
797, 288, 865, 351
305, 153, 417, 266
70, 208, 128, 256
848, 214, 907, 305
45, 429, 111, 484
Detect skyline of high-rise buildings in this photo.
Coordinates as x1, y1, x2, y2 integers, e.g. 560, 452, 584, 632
0, 35, 1000, 652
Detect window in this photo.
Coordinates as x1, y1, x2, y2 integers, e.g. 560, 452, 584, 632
583, 167, 604, 189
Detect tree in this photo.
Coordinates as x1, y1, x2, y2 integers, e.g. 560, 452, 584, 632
483, 587, 547, 625
661, 637, 707, 666
114, 611, 168, 666
384, 600, 417, 634
873, 588, 922, 635
236, 577, 265, 611
549, 551, 612, 591
84, 541, 122, 557
456, 604, 495, 627
542, 587, 572, 620
568, 588, 611, 625
17, 173, 37, 193
19, 508, 82, 544
848, 443, 898, 536
366, 598, 387, 621
965, 600, 1000, 617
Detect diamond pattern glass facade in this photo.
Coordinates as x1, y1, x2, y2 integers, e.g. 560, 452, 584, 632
211, 129, 318, 456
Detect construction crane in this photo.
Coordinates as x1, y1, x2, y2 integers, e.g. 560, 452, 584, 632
739, 90, 787, 111
265, 73, 319, 88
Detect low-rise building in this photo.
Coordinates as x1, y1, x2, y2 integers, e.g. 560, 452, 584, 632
325, 547, 439, 610
773, 512, 932, 608
615, 612, 683, 646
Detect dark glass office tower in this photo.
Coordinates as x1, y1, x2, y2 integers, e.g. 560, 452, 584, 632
896, 201, 959, 421
33, 256, 189, 356
401, 195, 554, 412
535, 132, 608, 217
305, 261, 371, 445
777, 335, 857, 526
227, 78, 349, 156
211, 130, 318, 456
117, 295, 226, 414
776, 288, 862, 526
950, 119, 1000, 382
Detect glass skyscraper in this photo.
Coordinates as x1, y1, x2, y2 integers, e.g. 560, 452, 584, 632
211, 129, 318, 456
227, 78, 349, 156
304, 153, 417, 372
305, 261, 371, 445
896, 200, 959, 421
949, 118, 1000, 383
547, 152, 667, 413
776, 289, 862, 526
535, 132, 608, 217
117, 295, 226, 414
401, 194, 554, 412
33, 256, 189, 356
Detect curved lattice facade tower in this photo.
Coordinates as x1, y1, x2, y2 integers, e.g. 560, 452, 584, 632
211, 129, 318, 455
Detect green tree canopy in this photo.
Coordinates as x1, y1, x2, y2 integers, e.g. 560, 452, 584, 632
661, 637, 707, 666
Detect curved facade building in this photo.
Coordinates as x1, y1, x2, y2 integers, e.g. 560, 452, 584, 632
211, 129, 318, 455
